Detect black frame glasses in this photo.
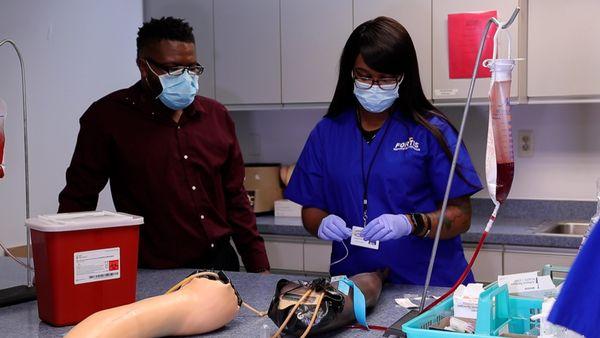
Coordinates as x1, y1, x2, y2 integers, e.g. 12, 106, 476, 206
352, 70, 403, 90
145, 58, 204, 76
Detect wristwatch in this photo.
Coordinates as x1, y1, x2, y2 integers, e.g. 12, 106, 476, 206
409, 213, 430, 238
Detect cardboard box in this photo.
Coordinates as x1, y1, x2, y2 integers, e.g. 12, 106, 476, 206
274, 199, 302, 217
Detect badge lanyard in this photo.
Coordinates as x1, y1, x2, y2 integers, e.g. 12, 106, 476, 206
360, 117, 392, 228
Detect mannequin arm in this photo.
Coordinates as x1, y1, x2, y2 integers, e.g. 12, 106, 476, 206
66, 277, 240, 338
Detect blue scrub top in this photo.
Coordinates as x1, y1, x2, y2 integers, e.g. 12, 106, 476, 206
549, 221, 600, 337
285, 109, 482, 286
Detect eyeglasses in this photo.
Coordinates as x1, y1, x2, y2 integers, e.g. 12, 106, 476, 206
145, 58, 204, 76
352, 70, 403, 90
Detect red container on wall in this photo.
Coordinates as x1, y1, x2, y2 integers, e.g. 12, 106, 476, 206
25, 211, 143, 326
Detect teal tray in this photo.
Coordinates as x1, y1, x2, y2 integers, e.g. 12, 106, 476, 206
401, 265, 568, 337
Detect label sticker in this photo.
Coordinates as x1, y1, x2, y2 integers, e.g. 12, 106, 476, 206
330, 275, 348, 283
434, 88, 459, 97
350, 226, 379, 250
74, 247, 121, 285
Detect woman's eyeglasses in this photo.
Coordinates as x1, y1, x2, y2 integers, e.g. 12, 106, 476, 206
352, 70, 403, 90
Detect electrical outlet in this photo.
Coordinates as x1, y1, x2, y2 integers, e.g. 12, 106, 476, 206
517, 130, 534, 157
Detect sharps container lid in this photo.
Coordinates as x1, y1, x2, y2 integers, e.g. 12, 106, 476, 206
25, 211, 143, 232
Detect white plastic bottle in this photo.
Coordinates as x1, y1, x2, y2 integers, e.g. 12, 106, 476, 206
531, 298, 584, 338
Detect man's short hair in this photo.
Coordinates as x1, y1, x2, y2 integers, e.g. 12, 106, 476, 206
137, 17, 195, 56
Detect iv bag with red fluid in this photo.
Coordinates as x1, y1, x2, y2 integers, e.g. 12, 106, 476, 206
483, 26, 517, 206
483, 58, 515, 205
0, 98, 6, 179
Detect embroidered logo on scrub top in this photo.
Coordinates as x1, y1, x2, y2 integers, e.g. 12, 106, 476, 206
393, 137, 420, 152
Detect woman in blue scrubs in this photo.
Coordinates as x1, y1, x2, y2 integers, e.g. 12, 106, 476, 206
285, 17, 482, 287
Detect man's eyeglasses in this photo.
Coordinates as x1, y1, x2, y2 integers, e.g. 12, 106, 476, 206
145, 58, 204, 76
352, 70, 403, 90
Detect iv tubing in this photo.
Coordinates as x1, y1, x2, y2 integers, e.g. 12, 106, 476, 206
0, 39, 32, 287
417, 8, 520, 313
423, 204, 499, 312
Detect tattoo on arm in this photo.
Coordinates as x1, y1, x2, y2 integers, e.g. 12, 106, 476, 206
442, 217, 453, 231
426, 196, 472, 239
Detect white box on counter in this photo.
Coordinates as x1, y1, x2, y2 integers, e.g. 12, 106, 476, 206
453, 283, 485, 319
274, 199, 302, 217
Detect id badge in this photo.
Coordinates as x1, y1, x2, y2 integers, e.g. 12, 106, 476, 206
350, 226, 379, 250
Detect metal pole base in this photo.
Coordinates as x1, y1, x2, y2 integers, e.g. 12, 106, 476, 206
383, 309, 420, 337
0, 285, 36, 307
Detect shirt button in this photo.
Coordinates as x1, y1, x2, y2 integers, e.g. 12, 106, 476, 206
177, 126, 181, 130
192, 186, 197, 191
210, 243, 215, 248
200, 215, 205, 220
183, 155, 188, 160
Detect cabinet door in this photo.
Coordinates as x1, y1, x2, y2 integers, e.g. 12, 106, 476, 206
528, 0, 600, 98
143, 0, 215, 99
263, 235, 304, 272
304, 241, 332, 273
214, 0, 281, 105
281, 0, 352, 103
432, 0, 520, 100
503, 247, 577, 275
463, 245, 503, 283
353, 0, 432, 100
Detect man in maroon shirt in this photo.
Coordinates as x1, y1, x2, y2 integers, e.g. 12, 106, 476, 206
59, 17, 270, 273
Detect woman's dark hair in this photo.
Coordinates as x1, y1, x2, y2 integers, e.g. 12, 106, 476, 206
327, 16, 475, 188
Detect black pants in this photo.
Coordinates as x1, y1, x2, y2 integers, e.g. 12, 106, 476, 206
193, 239, 240, 272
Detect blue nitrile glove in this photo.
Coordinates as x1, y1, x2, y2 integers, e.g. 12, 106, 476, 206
318, 214, 352, 242
361, 214, 412, 242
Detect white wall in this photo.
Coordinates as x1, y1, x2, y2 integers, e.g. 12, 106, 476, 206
231, 102, 600, 202
0, 0, 143, 248
448, 103, 600, 201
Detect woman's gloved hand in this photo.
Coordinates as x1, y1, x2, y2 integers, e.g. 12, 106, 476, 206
361, 214, 412, 242
318, 215, 352, 242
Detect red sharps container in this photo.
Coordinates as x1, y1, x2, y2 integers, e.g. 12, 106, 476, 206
25, 211, 143, 326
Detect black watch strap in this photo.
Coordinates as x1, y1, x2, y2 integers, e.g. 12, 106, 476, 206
409, 213, 426, 236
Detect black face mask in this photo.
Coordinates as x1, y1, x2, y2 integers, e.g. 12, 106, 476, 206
268, 277, 345, 336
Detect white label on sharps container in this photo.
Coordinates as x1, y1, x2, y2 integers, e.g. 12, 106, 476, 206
74, 247, 121, 285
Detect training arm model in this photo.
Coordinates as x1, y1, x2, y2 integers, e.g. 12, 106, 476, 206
269, 270, 386, 336
65, 273, 241, 338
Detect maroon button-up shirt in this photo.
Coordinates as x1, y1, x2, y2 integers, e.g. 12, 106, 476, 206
58, 81, 269, 271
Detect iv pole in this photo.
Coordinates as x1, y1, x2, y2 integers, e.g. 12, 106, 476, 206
0, 39, 36, 307
383, 8, 520, 336
417, 7, 521, 313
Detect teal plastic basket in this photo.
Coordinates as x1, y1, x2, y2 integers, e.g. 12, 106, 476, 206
402, 265, 568, 337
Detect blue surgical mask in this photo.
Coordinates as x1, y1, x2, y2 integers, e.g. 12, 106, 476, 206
156, 71, 199, 110
353, 83, 399, 113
